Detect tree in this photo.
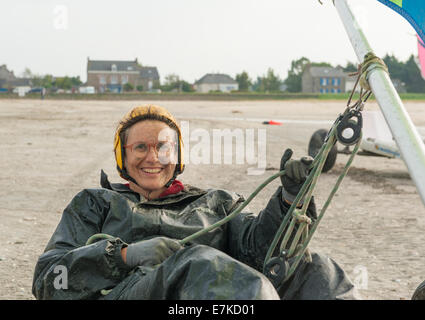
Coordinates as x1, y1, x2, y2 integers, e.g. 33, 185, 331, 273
235, 71, 252, 91
383, 54, 405, 82
342, 61, 358, 73
284, 58, 334, 92
161, 74, 180, 92
21, 67, 33, 78
124, 83, 134, 92
383, 54, 425, 93
253, 68, 282, 92
283, 57, 311, 92
404, 55, 425, 93
160, 74, 194, 92
54, 77, 73, 89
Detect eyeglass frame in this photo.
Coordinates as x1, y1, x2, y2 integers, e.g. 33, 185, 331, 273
123, 140, 178, 159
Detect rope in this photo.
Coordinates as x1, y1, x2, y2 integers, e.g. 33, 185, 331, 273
356, 52, 388, 92
347, 52, 389, 109
86, 233, 115, 245
85, 52, 384, 286
178, 170, 287, 245
260, 53, 385, 283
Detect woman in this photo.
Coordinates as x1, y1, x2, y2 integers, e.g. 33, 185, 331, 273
32, 104, 358, 300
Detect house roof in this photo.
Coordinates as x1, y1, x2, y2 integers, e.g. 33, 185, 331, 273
9, 78, 32, 86
307, 66, 347, 78
0, 64, 16, 81
87, 59, 160, 79
87, 59, 139, 72
195, 73, 237, 85
140, 67, 159, 80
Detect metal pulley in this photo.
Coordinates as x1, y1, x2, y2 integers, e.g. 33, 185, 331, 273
264, 250, 289, 288
336, 110, 363, 146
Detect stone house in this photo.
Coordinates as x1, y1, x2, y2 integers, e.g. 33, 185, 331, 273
302, 65, 347, 94
0, 65, 32, 89
194, 73, 238, 93
86, 58, 159, 93
0, 65, 17, 88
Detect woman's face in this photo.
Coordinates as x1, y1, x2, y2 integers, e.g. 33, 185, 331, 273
124, 120, 178, 194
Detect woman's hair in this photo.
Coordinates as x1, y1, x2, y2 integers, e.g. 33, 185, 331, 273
119, 113, 179, 145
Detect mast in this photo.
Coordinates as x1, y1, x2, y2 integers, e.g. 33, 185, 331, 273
333, 0, 425, 206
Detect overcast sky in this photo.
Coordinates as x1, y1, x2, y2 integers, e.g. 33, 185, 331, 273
0, 0, 419, 83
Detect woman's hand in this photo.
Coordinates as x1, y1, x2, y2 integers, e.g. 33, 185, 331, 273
121, 236, 182, 268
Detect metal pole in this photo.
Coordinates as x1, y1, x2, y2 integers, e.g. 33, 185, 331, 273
334, 0, 425, 206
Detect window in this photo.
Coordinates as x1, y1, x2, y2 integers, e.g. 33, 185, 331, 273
333, 78, 341, 86
111, 64, 117, 72
110, 75, 118, 84
320, 78, 327, 86
121, 75, 128, 84
99, 75, 106, 85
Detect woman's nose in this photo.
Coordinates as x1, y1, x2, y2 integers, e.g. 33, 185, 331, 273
144, 145, 159, 162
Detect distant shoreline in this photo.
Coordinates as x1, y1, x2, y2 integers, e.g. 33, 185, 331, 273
1, 92, 425, 101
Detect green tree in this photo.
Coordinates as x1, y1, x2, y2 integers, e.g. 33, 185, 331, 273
383, 54, 405, 82
404, 55, 425, 93
41, 75, 54, 88
254, 68, 282, 92
54, 76, 73, 89
284, 57, 311, 92
284, 58, 334, 92
383, 54, 425, 93
342, 61, 358, 73
180, 81, 195, 92
161, 74, 180, 92
124, 82, 134, 92
70, 76, 82, 87
235, 71, 252, 91
160, 74, 194, 92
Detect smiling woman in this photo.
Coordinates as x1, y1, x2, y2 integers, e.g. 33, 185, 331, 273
32, 103, 359, 301
113, 105, 185, 199
123, 120, 178, 199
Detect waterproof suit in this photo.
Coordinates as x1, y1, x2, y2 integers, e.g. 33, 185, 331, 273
32, 172, 358, 300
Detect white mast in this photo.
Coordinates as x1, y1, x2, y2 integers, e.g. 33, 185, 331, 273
333, 0, 425, 206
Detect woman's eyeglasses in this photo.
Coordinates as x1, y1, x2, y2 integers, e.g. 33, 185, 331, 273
124, 141, 176, 159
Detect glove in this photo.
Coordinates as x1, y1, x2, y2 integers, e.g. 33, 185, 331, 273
125, 236, 182, 268
280, 148, 313, 203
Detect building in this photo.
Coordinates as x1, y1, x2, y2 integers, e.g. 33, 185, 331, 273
86, 58, 159, 93
194, 73, 238, 93
0, 65, 33, 90
139, 66, 160, 92
302, 65, 347, 94
0, 65, 17, 88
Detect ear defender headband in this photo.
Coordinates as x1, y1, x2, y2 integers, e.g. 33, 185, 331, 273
114, 105, 185, 187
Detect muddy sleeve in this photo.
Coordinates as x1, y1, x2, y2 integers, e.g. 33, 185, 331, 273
227, 186, 317, 272
32, 190, 132, 300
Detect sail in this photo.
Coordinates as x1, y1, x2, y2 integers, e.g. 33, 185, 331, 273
377, 0, 425, 44
418, 34, 425, 80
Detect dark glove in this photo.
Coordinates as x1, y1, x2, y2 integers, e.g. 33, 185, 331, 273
280, 148, 313, 203
125, 236, 182, 268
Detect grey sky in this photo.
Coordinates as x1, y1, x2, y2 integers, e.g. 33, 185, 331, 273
0, 0, 418, 83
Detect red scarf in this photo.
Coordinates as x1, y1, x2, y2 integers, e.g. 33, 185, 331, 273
159, 180, 184, 198
125, 179, 184, 198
